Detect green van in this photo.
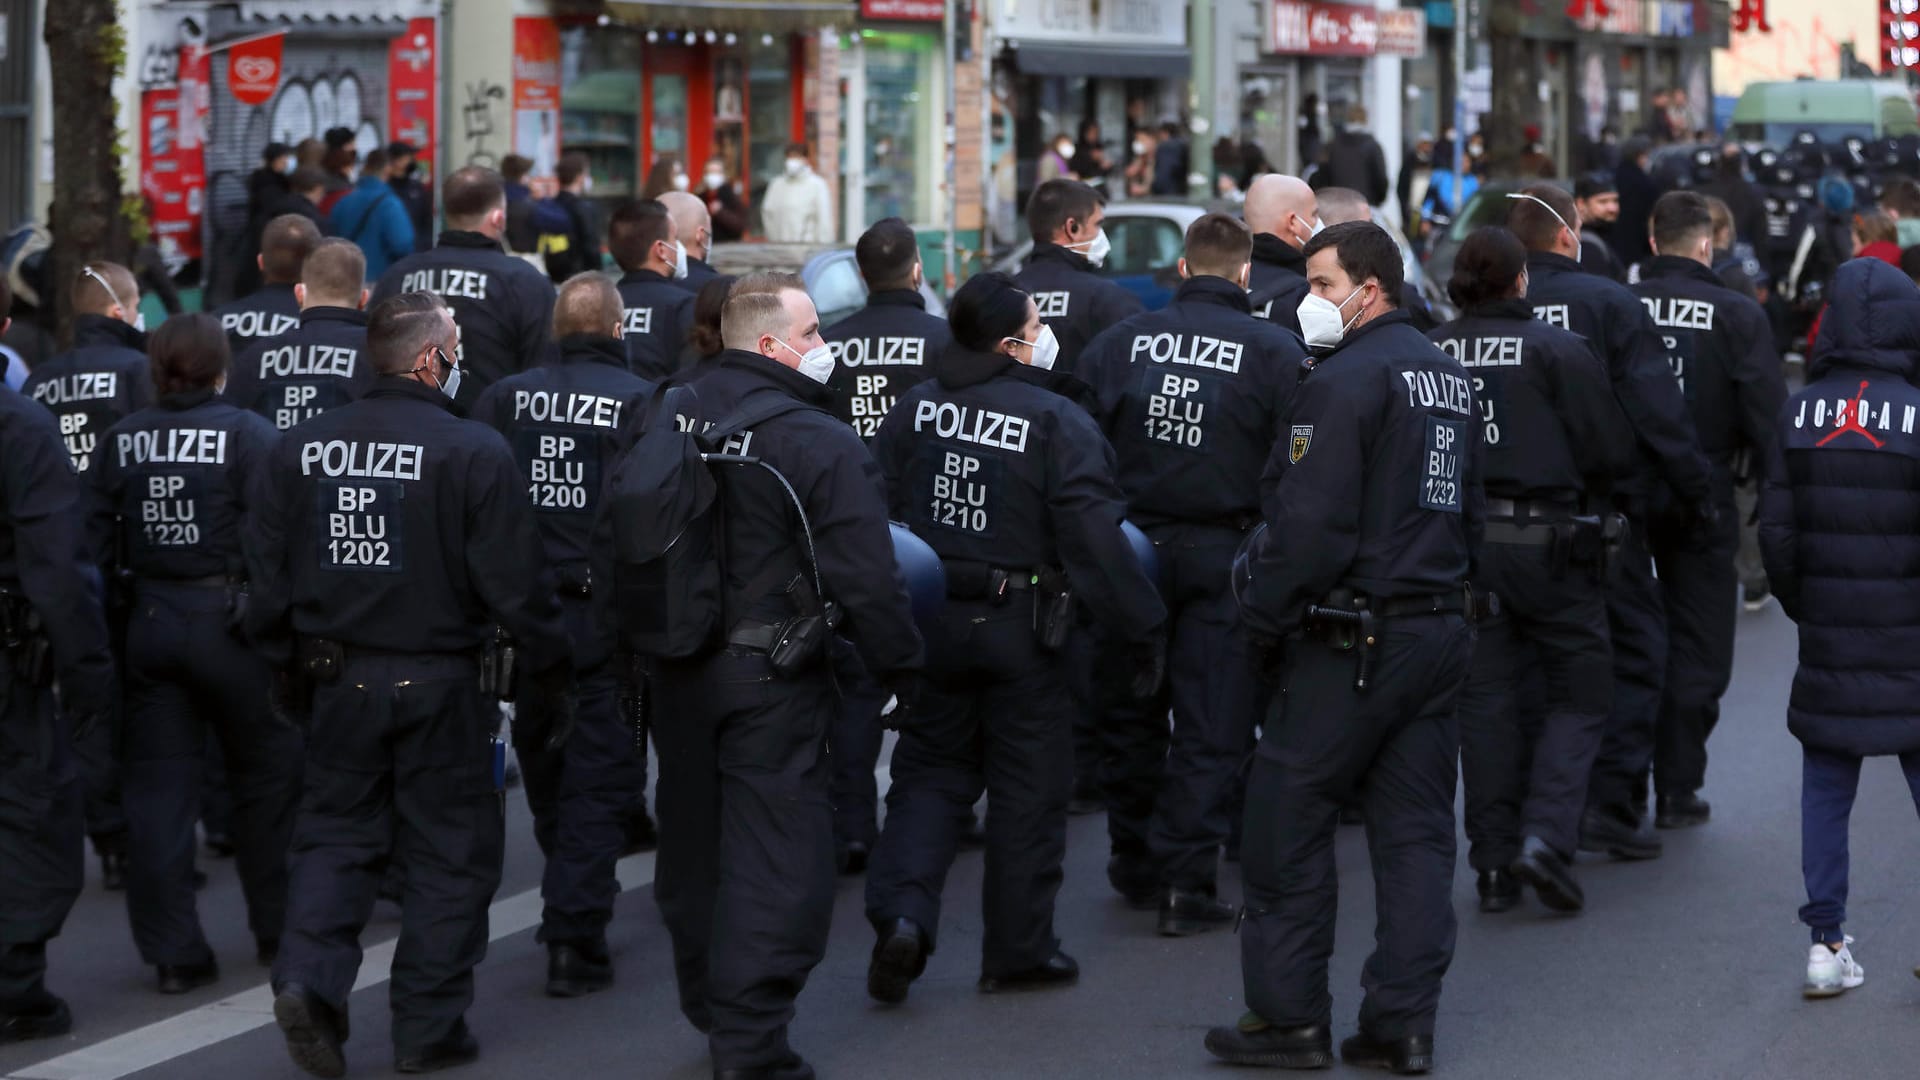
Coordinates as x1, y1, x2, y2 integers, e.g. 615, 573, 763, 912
1729, 79, 1920, 148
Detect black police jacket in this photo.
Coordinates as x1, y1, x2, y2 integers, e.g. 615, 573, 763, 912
243, 375, 569, 674
1012, 242, 1144, 377
0, 386, 115, 720
224, 306, 373, 431
22, 314, 156, 475
1429, 299, 1635, 501
679, 350, 923, 678
677, 255, 720, 293
1078, 275, 1306, 525
824, 289, 951, 440
87, 390, 280, 582
373, 230, 558, 408
471, 333, 655, 576
1525, 251, 1712, 503
1630, 256, 1786, 466
1248, 233, 1311, 336
872, 345, 1168, 646
1243, 310, 1482, 639
616, 268, 698, 381
210, 283, 301, 356
1578, 231, 1628, 283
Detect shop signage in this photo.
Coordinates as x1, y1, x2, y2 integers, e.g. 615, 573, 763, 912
225, 31, 286, 107
1730, 0, 1770, 33
512, 17, 561, 176
140, 28, 209, 265
997, 0, 1187, 48
1377, 9, 1426, 57
1268, 1, 1378, 57
388, 17, 436, 169
863, 0, 944, 19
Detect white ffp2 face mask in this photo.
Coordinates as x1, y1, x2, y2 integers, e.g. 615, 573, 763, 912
776, 336, 835, 384
1009, 325, 1060, 371
670, 241, 688, 280
1068, 227, 1111, 268
1296, 287, 1365, 350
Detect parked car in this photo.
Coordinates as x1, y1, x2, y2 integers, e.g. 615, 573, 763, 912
707, 241, 946, 329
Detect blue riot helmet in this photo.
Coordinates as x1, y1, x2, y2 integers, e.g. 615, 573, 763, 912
1230, 522, 1268, 619
889, 523, 946, 628
1120, 519, 1161, 593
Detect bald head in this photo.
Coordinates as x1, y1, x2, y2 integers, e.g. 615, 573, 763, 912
1314, 187, 1371, 227
553, 272, 626, 340
659, 190, 712, 261
1244, 174, 1318, 250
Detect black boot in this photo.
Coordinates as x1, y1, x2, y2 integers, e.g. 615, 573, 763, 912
1510, 836, 1584, 913
1475, 868, 1520, 913
977, 950, 1078, 993
835, 840, 870, 876
1655, 791, 1711, 829
1106, 852, 1159, 910
394, 1021, 479, 1073
96, 834, 128, 892
714, 1056, 815, 1080
0, 997, 72, 1045
1203, 1015, 1333, 1068
866, 917, 928, 1005
1340, 1031, 1434, 1074
546, 941, 613, 998
1157, 888, 1236, 936
274, 982, 347, 1079
1579, 803, 1663, 860
157, 957, 219, 995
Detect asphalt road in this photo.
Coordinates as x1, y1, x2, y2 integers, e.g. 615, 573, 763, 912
6, 602, 1920, 1079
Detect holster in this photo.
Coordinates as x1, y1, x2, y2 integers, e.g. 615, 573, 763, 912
297, 637, 345, 687
480, 628, 520, 700
1032, 567, 1073, 651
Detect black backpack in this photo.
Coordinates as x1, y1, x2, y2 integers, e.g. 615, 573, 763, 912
601, 384, 819, 659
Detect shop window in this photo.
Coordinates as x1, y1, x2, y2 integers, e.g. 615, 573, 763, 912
561, 26, 641, 202
746, 36, 795, 224
861, 32, 930, 226
1104, 215, 1182, 276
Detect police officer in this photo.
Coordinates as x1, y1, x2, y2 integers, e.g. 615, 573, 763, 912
1204, 221, 1477, 1075
609, 198, 697, 381
863, 272, 1167, 1004
1508, 184, 1714, 853
22, 262, 152, 889
247, 292, 569, 1077
0, 284, 117, 1044
210, 214, 318, 355
820, 217, 951, 869
226, 239, 373, 430
1631, 191, 1785, 827
640, 272, 922, 1079
374, 167, 557, 408
660, 190, 721, 292
1431, 227, 1636, 914
1242, 173, 1319, 334
470, 274, 654, 998
1075, 214, 1301, 931
86, 313, 300, 991
1012, 179, 1143, 378
1316, 186, 1439, 331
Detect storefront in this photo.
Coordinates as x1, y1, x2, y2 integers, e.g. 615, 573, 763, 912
1251, 1, 1420, 179
842, 1, 947, 232
988, 0, 1190, 204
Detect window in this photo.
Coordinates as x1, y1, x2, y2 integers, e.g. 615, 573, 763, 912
808, 254, 868, 328
1104, 215, 1183, 276
561, 27, 640, 202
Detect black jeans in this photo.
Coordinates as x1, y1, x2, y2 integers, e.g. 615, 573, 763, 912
866, 601, 1074, 976
1649, 486, 1740, 798
1239, 615, 1473, 1039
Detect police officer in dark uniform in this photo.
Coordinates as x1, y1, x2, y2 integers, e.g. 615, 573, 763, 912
86, 313, 300, 992
821, 217, 951, 870
661, 190, 721, 293
226, 239, 373, 431
470, 274, 654, 999
1316, 186, 1439, 332
1011, 179, 1144, 378
1242, 173, 1320, 334
863, 272, 1166, 1004
1204, 221, 1479, 1075
610, 198, 697, 381
0, 284, 117, 1044
210, 214, 318, 355
1630, 191, 1786, 827
373, 167, 557, 409
1431, 227, 1636, 914
638, 272, 922, 1079
1508, 184, 1715, 853
21, 262, 152, 889
1075, 214, 1302, 931
248, 292, 569, 1077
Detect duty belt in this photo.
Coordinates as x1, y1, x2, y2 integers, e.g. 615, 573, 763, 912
727, 619, 782, 652
1483, 494, 1580, 521
1304, 587, 1488, 692
942, 559, 1042, 603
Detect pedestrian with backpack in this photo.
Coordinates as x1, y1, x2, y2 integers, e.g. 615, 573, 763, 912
327, 149, 415, 284
598, 271, 923, 1080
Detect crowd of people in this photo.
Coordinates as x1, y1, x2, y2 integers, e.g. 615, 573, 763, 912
0, 127, 1912, 1080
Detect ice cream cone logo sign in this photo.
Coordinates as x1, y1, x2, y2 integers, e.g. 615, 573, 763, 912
227, 32, 286, 107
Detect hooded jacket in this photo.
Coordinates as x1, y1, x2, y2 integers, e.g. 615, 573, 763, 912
1760, 259, 1920, 755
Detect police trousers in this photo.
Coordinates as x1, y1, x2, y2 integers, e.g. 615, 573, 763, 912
1103, 524, 1258, 893
273, 652, 502, 1055
828, 638, 888, 850
123, 581, 302, 965
866, 602, 1074, 976
1586, 515, 1668, 813
1649, 486, 1741, 797
1240, 615, 1472, 1038
651, 650, 835, 1073
1456, 542, 1613, 868
512, 595, 639, 948
0, 650, 82, 1014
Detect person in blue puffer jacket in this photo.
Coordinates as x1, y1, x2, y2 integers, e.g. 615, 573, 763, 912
1760, 257, 1920, 1001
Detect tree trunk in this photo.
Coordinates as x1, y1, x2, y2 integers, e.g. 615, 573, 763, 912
1485, 6, 1533, 181
43, 0, 130, 347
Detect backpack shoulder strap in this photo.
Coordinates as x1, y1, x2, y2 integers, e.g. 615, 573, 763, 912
702, 388, 815, 447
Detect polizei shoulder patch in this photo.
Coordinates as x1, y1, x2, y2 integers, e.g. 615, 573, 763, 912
1290, 424, 1313, 464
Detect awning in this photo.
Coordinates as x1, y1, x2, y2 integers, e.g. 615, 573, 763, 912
1007, 42, 1190, 80
603, 0, 858, 33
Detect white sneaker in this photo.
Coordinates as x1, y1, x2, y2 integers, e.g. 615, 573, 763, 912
1805, 937, 1866, 998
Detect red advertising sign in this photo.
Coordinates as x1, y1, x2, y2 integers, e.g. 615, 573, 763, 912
513, 17, 560, 111
1376, 9, 1426, 58
225, 31, 285, 106
1269, 1, 1380, 57
140, 39, 208, 263
388, 17, 437, 166
861, 0, 945, 18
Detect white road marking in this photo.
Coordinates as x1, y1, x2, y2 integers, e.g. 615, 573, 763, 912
6, 854, 658, 1080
